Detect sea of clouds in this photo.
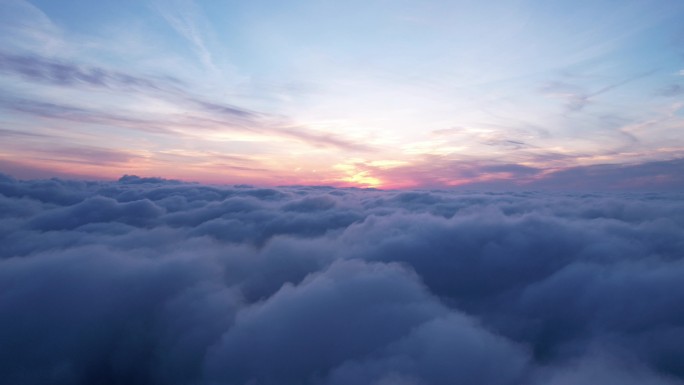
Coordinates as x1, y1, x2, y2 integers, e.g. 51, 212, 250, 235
1, 173, 684, 385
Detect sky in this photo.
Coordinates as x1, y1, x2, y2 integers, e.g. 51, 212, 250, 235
0, 0, 683, 189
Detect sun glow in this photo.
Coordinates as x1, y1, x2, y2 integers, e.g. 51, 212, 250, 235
342, 171, 382, 188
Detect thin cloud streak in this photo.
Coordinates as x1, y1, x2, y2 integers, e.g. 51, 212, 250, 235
0, 51, 170, 91
151, 0, 219, 72
0, 51, 372, 153
540, 70, 658, 112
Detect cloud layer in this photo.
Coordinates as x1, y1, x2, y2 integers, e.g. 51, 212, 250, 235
1, 175, 684, 384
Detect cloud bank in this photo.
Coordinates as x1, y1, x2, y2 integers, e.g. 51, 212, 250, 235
1, 174, 683, 385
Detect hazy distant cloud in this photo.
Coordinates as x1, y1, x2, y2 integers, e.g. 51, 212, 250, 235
366, 157, 684, 191
479, 163, 540, 176
119, 175, 182, 184
37, 145, 140, 166
531, 158, 684, 191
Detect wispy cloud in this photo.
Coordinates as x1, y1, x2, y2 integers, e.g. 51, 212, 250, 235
0, 0, 64, 53
1, 98, 174, 134
1, 93, 372, 155
0, 127, 51, 138
657, 84, 683, 97
541, 70, 657, 112
35, 145, 140, 166
0, 47, 371, 154
151, 0, 218, 72
0, 51, 171, 91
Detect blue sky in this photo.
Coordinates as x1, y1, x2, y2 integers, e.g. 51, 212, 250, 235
1, 0, 683, 189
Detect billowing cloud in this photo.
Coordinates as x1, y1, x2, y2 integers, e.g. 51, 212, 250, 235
1, 174, 684, 384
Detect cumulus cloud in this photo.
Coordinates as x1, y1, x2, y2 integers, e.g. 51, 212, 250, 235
1, 174, 683, 384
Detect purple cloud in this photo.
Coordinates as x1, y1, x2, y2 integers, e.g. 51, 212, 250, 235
0, 51, 168, 90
